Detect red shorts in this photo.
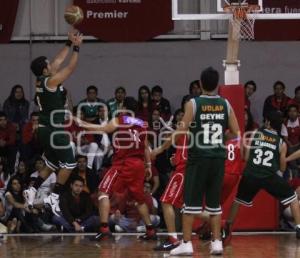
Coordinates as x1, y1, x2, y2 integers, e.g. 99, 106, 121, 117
221, 174, 240, 205
160, 169, 184, 208
98, 158, 146, 204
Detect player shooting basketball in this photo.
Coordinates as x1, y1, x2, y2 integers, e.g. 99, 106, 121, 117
24, 31, 83, 216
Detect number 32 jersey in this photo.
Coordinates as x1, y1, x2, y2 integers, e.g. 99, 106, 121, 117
244, 128, 282, 178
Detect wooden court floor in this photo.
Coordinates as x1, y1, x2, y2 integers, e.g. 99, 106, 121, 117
1, 233, 300, 258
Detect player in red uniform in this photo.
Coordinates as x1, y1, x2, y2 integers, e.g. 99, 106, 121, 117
76, 97, 156, 241
154, 133, 188, 251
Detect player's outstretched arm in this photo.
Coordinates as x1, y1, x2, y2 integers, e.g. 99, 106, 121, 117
286, 149, 300, 163
47, 33, 83, 89
280, 142, 288, 172
74, 116, 118, 134
50, 31, 76, 74
151, 101, 193, 160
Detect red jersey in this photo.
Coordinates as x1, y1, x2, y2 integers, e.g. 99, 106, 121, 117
225, 138, 244, 175
112, 115, 147, 163
173, 134, 188, 172
284, 118, 300, 146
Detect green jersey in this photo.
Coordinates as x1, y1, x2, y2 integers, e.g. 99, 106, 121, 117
188, 95, 230, 159
244, 128, 282, 178
36, 76, 67, 127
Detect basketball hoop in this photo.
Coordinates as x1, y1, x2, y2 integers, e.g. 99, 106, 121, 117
224, 3, 261, 40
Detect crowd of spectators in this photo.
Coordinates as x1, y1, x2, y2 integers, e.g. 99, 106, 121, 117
0, 80, 299, 234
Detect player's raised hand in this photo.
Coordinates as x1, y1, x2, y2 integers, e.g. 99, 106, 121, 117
68, 30, 77, 42
73, 33, 83, 46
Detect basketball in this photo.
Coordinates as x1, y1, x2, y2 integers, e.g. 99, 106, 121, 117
64, 5, 84, 25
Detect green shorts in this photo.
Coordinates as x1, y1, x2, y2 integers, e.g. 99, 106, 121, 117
183, 157, 225, 215
37, 126, 76, 171
235, 173, 297, 207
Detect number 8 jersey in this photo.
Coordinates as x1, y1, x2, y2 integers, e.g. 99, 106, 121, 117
189, 95, 231, 159
244, 128, 282, 178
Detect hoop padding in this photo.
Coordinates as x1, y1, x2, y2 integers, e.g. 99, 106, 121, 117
224, 4, 260, 40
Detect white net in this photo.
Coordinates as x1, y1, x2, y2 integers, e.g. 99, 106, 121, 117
224, 4, 260, 40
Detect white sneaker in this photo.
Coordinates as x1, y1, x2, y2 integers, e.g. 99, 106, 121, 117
210, 239, 223, 255
23, 187, 37, 208
170, 241, 193, 256
44, 193, 61, 216
114, 225, 125, 233
136, 225, 146, 233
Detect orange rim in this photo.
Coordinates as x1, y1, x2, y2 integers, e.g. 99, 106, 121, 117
223, 4, 260, 20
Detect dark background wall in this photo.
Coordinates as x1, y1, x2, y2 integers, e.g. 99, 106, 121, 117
0, 40, 298, 122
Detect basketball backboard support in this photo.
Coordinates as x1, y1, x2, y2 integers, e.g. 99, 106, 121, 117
171, 0, 300, 85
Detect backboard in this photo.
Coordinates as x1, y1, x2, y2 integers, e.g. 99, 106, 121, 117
172, 0, 300, 20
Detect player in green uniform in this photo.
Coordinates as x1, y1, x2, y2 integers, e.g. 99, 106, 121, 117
224, 111, 300, 242
23, 31, 83, 216
151, 67, 240, 255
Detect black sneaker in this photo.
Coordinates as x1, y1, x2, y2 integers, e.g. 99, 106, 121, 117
138, 230, 157, 241
90, 231, 111, 241
196, 222, 211, 241
296, 226, 300, 239
153, 240, 180, 251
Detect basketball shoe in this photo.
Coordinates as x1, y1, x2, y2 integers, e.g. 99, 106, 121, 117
23, 187, 37, 208
210, 239, 223, 255
170, 240, 193, 256
44, 193, 61, 216
153, 236, 180, 251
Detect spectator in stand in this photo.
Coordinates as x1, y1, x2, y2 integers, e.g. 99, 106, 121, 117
172, 109, 184, 130
107, 87, 126, 118
189, 80, 202, 97
21, 112, 42, 162
244, 80, 257, 110
181, 81, 201, 111
77, 85, 106, 123
288, 86, 300, 112
3, 85, 30, 131
281, 105, 300, 176
282, 105, 300, 149
30, 157, 56, 206
136, 85, 153, 122
0, 112, 17, 173
52, 175, 99, 232
245, 108, 258, 133
14, 160, 30, 189
0, 197, 6, 234
0, 198, 4, 218
0, 159, 10, 193
263, 81, 291, 119
151, 85, 171, 121
4, 176, 32, 233
66, 111, 100, 170
71, 155, 99, 194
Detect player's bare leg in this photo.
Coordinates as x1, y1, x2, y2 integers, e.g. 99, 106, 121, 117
137, 203, 157, 240
289, 199, 300, 238
154, 203, 180, 251
24, 165, 53, 208
93, 193, 111, 241
210, 214, 222, 241
170, 214, 194, 255
223, 201, 241, 244
44, 168, 72, 215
